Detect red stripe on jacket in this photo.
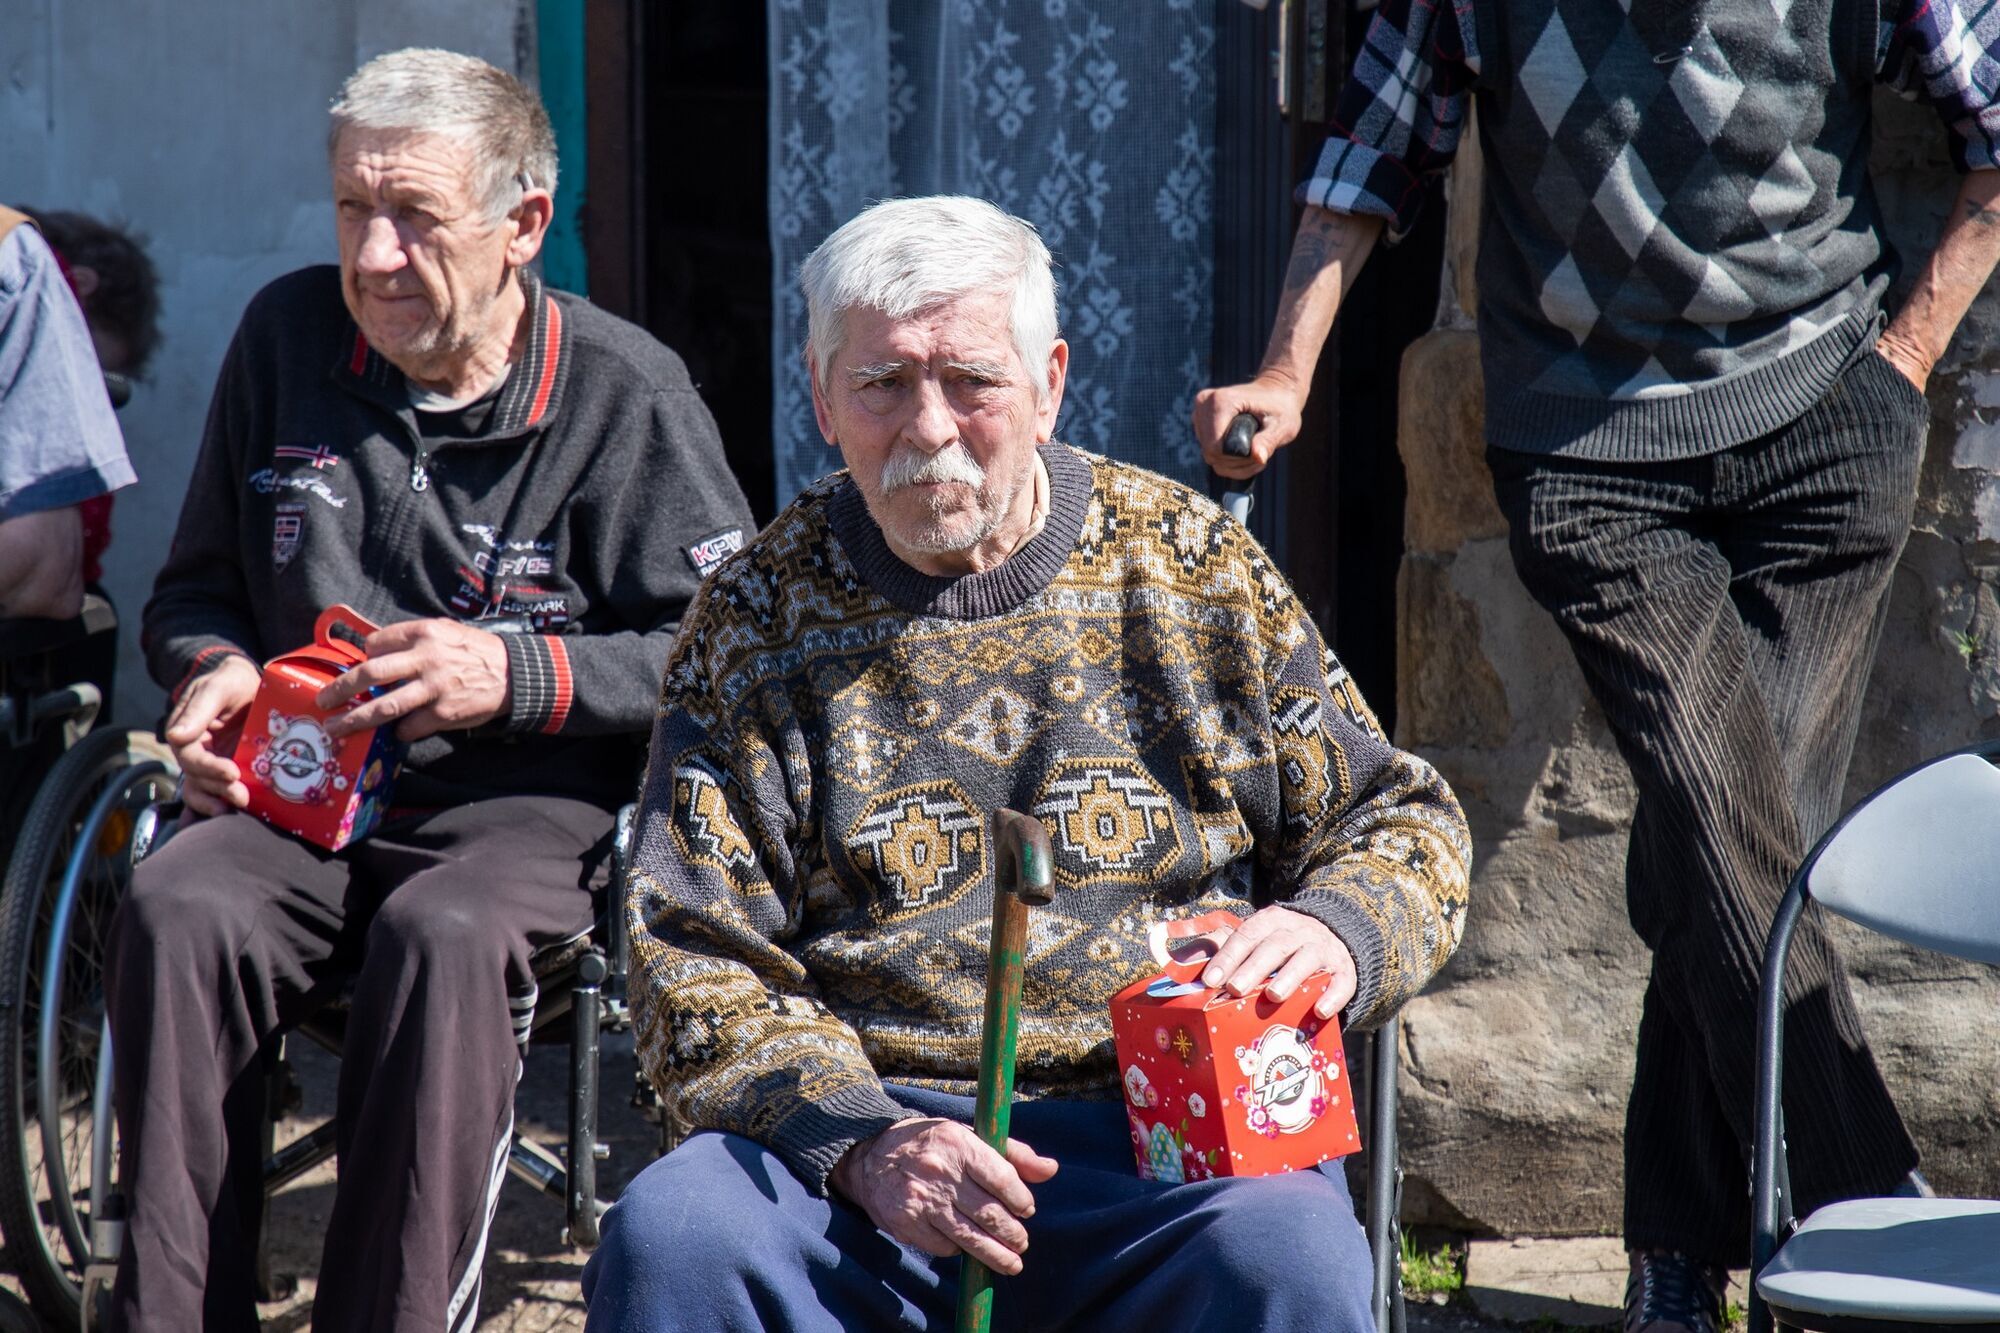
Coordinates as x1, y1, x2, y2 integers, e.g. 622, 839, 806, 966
542, 636, 573, 734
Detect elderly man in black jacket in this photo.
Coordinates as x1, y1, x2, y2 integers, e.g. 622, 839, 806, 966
105, 48, 751, 1333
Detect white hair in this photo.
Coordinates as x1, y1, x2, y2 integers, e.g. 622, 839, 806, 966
329, 48, 558, 222
799, 196, 1060, 403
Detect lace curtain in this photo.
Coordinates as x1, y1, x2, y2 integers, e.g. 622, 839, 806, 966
768, 0, 1218, 502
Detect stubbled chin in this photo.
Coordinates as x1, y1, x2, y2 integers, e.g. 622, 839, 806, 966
886, 505, 992, 555
359, 315, 437, 358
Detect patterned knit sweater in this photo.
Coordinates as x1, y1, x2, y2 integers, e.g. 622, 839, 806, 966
627, 444, 1472, 1191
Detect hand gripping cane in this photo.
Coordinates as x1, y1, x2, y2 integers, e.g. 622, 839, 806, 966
1218, 411, 1259, 526
954, 809, 1055, 1333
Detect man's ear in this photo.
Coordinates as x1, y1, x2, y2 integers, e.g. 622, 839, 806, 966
69, 264, 101, 302
807, 350, 838, 447
505, 188, 555, 269
1035, 338, 1070, 442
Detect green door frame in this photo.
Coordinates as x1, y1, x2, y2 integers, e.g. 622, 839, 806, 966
538, 0, 590, 295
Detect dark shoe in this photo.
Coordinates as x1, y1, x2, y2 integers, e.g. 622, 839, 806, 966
1625, 1249, 1726, 1333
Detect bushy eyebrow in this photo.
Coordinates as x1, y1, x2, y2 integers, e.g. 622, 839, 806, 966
332, 172, 450, 215
843, 357, 1013, 384
845, 360, 908, 384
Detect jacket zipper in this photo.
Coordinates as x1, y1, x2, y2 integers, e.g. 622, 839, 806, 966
410, 447, 431, 492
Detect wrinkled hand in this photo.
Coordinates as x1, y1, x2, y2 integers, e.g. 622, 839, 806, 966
830, 1118, 1059, 1277
1199, 905, 1357, 1020
317, 618, 512, 742
163, 654, 262, 817
1875, 331, 1932, 397
1193, 375, 1306, 481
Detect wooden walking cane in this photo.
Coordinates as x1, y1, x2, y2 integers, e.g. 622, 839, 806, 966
955, 808, 1055, 1333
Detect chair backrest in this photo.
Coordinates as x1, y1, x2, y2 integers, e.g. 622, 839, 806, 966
1807, 752, 2000, 966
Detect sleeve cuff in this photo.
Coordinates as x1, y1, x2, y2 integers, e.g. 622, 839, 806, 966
0, 456, 138, 522
503, 633, 574, 734
1295, 137, 1427, 236
169, 643, 254, 706
763, 1079, 923, 1197
1282, 890, 1390, 1032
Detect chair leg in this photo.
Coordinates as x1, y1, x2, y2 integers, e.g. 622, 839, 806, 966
565, 951, 609, 1248
255, 1042, 300, 1303
1365, 1017, 1403, 1333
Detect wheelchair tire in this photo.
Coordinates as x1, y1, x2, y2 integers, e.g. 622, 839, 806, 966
0, 1291, 42, 1333
0, 727, 175, 1326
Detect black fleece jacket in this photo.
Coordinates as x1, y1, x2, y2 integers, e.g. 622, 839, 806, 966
143, 264, 753, 810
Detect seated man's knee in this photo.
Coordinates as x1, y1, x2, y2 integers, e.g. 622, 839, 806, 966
111, 836, 243, 969
1185, 1172, 1373, 1320
365, 885, 512, 972
586, 1133, 815, 1325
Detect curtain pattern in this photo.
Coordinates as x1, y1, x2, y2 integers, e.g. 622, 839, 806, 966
769, 0, 1218, 502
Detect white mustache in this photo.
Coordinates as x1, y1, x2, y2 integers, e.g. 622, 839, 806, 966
880, 442, 987, 493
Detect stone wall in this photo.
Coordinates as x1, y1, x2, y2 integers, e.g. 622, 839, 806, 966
1392, 91, 2000, 1237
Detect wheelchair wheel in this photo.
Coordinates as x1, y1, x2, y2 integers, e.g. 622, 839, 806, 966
0, 727, 175, 1325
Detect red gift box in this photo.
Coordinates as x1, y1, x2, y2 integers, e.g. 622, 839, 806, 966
230, 604, 406, 851
1110, 911, 1362, 1182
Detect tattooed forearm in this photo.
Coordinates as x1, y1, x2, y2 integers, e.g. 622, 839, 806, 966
1280, 210, 1346, 297
1258, 206, 1384, 386
1966, 197, 2000, 227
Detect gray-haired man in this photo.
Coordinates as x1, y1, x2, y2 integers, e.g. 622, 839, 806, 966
582, 195, 1470, 1332
104, 48, 751, 1331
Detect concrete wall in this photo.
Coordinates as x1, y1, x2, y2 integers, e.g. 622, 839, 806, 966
1, 0, 529, 724
1392, 89, 2000, 1237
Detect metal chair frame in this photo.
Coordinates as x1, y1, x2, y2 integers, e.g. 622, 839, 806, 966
59, 800, 641, 1330
1362, 1016, 1408, 1333
1750, 738, 2000, 1333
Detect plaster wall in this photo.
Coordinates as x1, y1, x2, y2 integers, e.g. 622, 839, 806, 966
1, 0, 528, 724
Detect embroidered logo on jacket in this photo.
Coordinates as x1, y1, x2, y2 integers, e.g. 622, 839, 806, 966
273, 444, 340, 470
683, 527, 746, 577
248, 469, 345, 509
450, 525, 571, 628
272, 502, 306, 570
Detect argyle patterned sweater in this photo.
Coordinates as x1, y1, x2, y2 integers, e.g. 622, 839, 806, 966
1307, 0, 2000, 459
626, 445, 1471, 1192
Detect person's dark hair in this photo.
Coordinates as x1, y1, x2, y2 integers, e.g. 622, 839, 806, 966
26, 209, 163, 377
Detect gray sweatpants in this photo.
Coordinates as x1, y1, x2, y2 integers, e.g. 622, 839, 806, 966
103, 796, 608, 1332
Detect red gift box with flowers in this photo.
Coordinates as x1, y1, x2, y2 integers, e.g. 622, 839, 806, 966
230, 604, 407, 851
1109, 911, 1362, 1182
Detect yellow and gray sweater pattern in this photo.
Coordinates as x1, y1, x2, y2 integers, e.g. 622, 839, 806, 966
627, 444, 1471, 1191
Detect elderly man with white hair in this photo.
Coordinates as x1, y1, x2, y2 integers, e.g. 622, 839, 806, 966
102, 48, 751, 1331
583, 195, 1472, 1332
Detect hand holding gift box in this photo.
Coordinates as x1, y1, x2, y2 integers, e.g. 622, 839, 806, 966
1110, 911, 1361, 1182
229, 604, 407, 850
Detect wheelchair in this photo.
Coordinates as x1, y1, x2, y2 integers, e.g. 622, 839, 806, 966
0, 595, 162, 1327
0, 749, 640, 1330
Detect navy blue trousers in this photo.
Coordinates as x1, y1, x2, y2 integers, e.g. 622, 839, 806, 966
583, 1085, 1376, 1332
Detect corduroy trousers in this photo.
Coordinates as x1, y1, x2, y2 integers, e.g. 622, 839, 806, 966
1485, 348, 1928, 1265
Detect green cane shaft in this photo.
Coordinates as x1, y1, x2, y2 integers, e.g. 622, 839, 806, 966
955, 892, 1030, 1333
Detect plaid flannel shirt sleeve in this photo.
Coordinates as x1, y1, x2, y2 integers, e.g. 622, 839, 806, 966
1296, 0, 1479, 235
1881, 0, 2000, 170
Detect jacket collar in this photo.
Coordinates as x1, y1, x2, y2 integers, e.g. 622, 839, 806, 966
332, 265, 569, 439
